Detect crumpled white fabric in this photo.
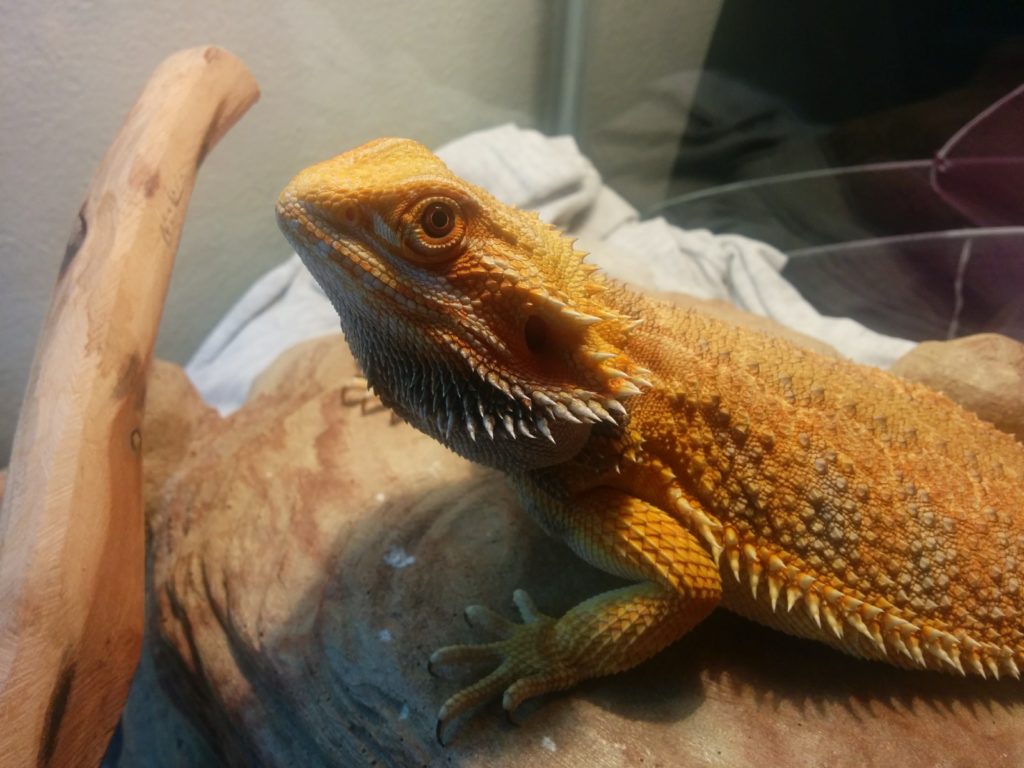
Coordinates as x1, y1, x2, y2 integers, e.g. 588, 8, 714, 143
187, 124, 915, 414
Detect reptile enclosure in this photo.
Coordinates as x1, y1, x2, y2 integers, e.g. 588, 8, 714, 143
3, 49, 1024, 768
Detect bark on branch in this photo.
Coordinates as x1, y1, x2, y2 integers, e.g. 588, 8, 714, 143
0, 47, 258, 767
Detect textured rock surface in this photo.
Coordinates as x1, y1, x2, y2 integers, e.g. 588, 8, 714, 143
892, 333, 1024, 442
114, 319, 1024, 767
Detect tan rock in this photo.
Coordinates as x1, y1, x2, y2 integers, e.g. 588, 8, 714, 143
117, 326, 1024, 767
891, 333, 1024, 443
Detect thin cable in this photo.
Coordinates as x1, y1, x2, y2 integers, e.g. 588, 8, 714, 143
648, 159, 933, 215
787, 226, 1024, 259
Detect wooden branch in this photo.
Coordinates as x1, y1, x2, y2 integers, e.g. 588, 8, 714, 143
0, 47, 258, 767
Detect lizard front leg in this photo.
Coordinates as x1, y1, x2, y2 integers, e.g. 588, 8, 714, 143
430, 487, 722, 740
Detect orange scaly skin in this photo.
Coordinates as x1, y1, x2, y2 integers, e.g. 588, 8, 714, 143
276, 139, 1024, 740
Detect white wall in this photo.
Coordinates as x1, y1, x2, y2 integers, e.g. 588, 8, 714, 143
0, 0, 722, 464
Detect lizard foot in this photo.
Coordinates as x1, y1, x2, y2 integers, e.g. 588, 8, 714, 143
339, 376, 400, 422
429, 590, 579, 744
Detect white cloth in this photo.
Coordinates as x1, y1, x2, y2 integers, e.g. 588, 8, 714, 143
187, 124, 915, 413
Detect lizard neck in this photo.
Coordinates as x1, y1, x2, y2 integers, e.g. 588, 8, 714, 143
339, 298, 595, 471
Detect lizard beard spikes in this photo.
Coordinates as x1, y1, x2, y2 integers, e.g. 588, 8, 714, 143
439, 320, 643, 444
436, 236, 655, 443
459, 217, 655, 418
391, 281, 650, 449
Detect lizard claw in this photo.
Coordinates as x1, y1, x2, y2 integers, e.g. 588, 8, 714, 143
511, 588, 543, 622
463, 604, 516, 636
339, 375, 371, 405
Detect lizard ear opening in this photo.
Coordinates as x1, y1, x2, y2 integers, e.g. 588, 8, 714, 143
524, 314, 551, 356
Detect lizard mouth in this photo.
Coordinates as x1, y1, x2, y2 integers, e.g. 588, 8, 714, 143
277, 195, 338, 257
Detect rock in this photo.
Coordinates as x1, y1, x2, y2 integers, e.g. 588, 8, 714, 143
113, 321, 1024, 767
891, 333, 1024, 443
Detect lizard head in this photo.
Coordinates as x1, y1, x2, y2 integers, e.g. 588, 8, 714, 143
276, 138, 649, 469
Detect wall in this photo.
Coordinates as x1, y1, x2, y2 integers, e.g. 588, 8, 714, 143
0, 0, 723, 464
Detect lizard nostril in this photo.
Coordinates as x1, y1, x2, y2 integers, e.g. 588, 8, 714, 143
524, 315, 550, 356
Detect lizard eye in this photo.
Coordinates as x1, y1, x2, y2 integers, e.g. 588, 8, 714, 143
422, 202, 454, 238
404, 197, 465, 262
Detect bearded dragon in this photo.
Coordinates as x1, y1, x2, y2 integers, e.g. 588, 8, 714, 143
276, 138, 1024, 741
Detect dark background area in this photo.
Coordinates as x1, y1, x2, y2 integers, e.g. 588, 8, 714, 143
663, 1, 1024, 342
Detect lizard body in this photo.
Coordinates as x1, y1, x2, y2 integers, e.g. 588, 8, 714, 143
276, 138, 1024, 737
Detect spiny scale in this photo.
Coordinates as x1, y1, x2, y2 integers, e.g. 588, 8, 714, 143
717, 523, 1023, 679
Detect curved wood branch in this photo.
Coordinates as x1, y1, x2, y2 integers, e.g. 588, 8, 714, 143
0, 47, 258, 767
